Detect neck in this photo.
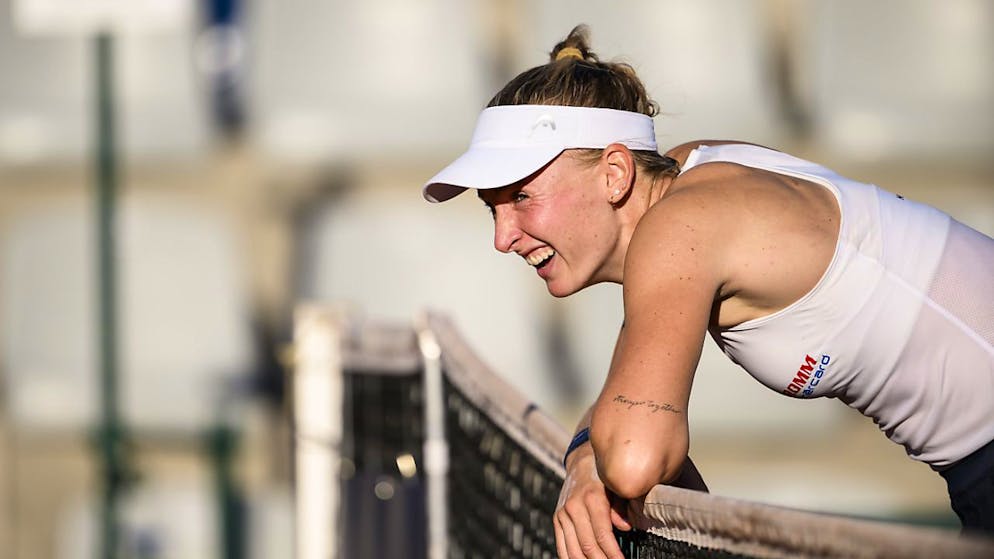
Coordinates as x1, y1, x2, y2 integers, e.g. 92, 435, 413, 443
609, 173, 677, 283
644, 172, 675, 210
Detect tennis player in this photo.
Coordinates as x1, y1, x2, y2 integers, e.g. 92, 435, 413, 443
423, 25, 994, 558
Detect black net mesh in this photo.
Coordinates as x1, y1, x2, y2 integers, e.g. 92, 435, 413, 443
445, 381, 560, 559
443, 377, 756, 559
616, 531, 756, 559
341, 370, 427, 559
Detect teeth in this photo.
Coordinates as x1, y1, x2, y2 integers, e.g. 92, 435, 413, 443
525, 248, 556, 266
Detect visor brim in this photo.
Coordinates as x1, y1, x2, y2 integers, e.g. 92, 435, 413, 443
422, 144, 565, 203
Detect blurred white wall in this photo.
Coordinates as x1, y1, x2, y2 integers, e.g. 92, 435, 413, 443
1, 195, 254, 432
249, 0, 490, 162
799, 0, 994, 160
0, 0, 210, 163
0, 2, 88, 163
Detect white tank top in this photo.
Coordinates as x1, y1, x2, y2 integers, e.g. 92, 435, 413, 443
682, 144, 994, 468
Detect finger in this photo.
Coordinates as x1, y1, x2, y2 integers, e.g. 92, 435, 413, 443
554, 513, 569, 559
610, 508, 632, 531
565, 500, 612, 559
586, 496, 626, 559
558, 508, 588, 559
609, 495, 632, 531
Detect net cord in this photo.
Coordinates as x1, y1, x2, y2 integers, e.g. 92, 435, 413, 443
426, 312, 569, 479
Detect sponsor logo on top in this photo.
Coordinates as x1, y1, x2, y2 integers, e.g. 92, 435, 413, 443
782, 354, 832, 397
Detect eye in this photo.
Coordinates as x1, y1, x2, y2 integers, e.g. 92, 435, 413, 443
512, 191, 528, 203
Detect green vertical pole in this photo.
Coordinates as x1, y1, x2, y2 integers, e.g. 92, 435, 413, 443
210, 424, 243, 559
95, 31, 126, 559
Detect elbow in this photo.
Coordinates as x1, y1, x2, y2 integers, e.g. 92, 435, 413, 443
590, 427, 688, 500
596, 452, 661, 500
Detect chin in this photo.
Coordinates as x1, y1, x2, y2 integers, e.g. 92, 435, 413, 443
546, 274, 607, 298
545, 281, 581, 298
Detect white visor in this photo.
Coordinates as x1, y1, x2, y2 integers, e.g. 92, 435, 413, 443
423, 105, 657, 203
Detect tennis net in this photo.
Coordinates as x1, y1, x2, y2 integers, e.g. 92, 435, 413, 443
292, 307, 994, 558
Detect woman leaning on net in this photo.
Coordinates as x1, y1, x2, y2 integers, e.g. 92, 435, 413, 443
423, 25, 994, 559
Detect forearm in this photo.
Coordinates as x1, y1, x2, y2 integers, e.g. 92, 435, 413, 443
563, 405, 595, 470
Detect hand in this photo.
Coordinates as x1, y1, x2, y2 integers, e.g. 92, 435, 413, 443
554, 446, 632, 559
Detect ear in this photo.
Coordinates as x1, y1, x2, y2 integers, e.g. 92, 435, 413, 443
601, 143, 636, 205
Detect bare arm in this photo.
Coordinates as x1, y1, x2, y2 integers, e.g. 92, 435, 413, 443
556, 283, 714, 557
590, 191, 725, 499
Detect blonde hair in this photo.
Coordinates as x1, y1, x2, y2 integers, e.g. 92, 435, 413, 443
488, 25, 679, 179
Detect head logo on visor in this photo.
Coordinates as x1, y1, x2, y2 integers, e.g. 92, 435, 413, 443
530, 115, 557, 137
423, 105, 657, 203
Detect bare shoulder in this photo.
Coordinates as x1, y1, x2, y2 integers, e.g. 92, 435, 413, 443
620, 169, 755, 298
630, 157, 841, 326
624, 183, 734, 302
633, 163, 768, 248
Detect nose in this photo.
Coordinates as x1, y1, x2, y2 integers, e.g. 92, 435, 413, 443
492, 205, 521, 254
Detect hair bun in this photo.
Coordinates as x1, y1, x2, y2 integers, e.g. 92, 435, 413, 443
548, 24, 596, 64
555, 47, 584, 62
489, 24, 659, 120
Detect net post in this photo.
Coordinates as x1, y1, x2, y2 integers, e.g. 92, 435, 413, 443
416, 314, 448, 559
292, 306, 346, 559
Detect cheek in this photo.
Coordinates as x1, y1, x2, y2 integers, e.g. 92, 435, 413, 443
560, 200, 604, 240
528, 185, 603, 247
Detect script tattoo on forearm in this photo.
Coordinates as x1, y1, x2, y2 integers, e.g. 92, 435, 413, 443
612, 394, 682, 415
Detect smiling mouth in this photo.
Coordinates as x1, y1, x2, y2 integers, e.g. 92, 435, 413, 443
525, 248, 556, 268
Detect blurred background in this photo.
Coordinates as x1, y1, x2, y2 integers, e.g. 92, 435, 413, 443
1, 0, 992, 557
